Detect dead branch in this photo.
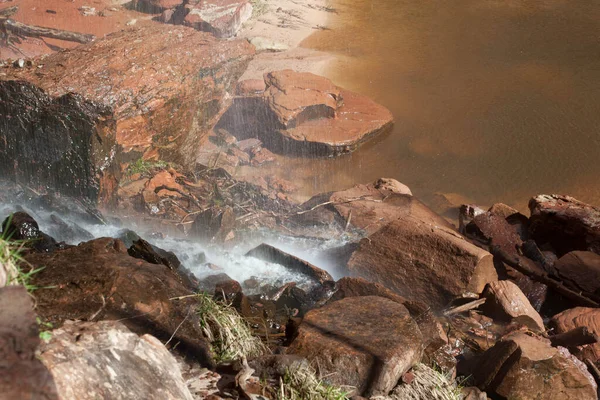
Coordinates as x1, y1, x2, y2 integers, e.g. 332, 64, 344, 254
1, 19, 95, 44
444, 298, 487, 316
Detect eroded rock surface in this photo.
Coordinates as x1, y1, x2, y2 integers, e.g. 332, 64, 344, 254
551, 307, 600, 363
287, 296, 423, 396
39, 320, 194, 400
482, 280, 544, 331
183, 0, 253, 38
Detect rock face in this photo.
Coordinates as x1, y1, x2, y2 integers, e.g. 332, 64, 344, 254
25, 237, 213, 367
39, 320, 194, 400
529, 194, 600, 256
551, 307, 600, 362
184, 0, 253, 38
217, 70, 393, 156
2, 25, 254, 202
474, 332, 597, 399
347, 214, 497, 309
482, 280, 545, 331
0, 81, 118, 203
554, 251, 600, 295
0, 286, 59, 399
287, 296, 423, 397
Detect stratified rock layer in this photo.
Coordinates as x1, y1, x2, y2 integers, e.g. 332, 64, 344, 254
288, 296, 423, 397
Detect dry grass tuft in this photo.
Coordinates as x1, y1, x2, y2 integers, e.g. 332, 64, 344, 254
276, 362, 350, 400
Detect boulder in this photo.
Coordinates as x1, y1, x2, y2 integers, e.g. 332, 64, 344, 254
287, 296, 423, 396
551, 307, 600, 363
0, 286, 59, 399
464, 211, 523, 255
183, 0, 253, 38
482, 280, 544, 331
24, 238, 213, 367
347, 214, 497, 309
217, 70, 393, 156
39, 320, 194, 400
554, 251, 600, 296
1, 211, 60, 252
473, 332, 597, 399
529, 194, 600, 256
2, 25, 254, 202
191, 206, 236, 242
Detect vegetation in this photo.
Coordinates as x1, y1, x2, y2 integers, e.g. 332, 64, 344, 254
250, 0, 269, 18
126, 158, 170, 176
373, 363, 462, 400
0, 237, 20, 287
276, 363, 350, 400
196, 292, 267, 363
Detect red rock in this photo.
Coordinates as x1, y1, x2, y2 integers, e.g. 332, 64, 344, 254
551, 307, 600, 362
465, 211, 523, 255
2, 25, 254, 202
235, 79, 266, 96
287, 296, 423, 396
482, 280, 544, 331
347, 213, 497, 309
183, 0, 253, 38
138, 0, 183, 9
25, 238, 213, 367
554, 251, 600, 295
488, 203, 521, 219
529, 194, 600, 256
250, 147, 276, 166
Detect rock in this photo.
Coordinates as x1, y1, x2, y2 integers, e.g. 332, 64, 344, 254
236, 79, 266, 96
236, 138, 263, 152
191, 206, 236, 242
139, 0, 184, 10
198, 273, 239, 294
218, 70, 393, 157
2, 25, 254, 203
464, 211, 523, 255
128, 238, 181, 270
0, 81, 118, 204
141, 170, 185, 213
183, 0, 253, 38
347, 214, 497, 309
482, 280, 544, 331
249, 354, 309, 380
1, 211, 60, 253
248, 36, 290, 52
488, 203, 520, 219
24, 238, 213, 367
287, 296, 423, 397
427, 192, 473, 219
250, 147, 276, 166
529, 194, 600, 256
245, 243, 334, 285
47, 214, 94, 243
39, 320, 194, 400
0, 286, 59, 399
461, 386, 488, 400
554, 251, 600, 295
458, 204, 486, 234
551, 307, 600, 363
473, 332, 597, 399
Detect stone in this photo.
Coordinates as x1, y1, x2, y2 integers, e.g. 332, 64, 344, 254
0, 286, 59, 399
250, 147, 276, 165
347, 214, 497, 309
139, 0, 184, 10
198, 273, 239, 294
0, 81, 118, 204
287, 296, 423, 397
248, 36, 290, 52
236, 138, 263, 152
183, 0, 253, 38
236, 79, 266, 96
482, 280, 544, 331
529, 194, 600, 256
25, 238, 213, 367
488, 203, 521, 219
551, 307, 600, 363
474, 332, 597, 399
464, 211, 523, 255
218, 70, 393, 157
554, 251, 600, 295
2, 25, 254, 203
458, 204, 486, 234
246, 243, 334, 285
1, 211, 60, 253
39, 320, 194, 400
191, 206, 236, 242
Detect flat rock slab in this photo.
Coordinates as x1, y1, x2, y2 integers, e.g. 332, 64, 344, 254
2, 25, 254, 186
39, 320, 194, 400
218, 69, 393, 156
287, 296, 423, 396
347, 214, 497, 309
482, 280, 544, 331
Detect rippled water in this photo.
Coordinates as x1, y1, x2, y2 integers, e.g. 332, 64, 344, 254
283, 0, 600, 211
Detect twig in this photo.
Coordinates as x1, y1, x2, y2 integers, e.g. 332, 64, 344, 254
2, 19, 95, 44
88, 294, 106, 321
165, 307, 191, 347
444, 298, 486, 316
169, 294, 198, 301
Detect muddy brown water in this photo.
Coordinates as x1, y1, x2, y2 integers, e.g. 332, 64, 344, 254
277, 0, 600, 211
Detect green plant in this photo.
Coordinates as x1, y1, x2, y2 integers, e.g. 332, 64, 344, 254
276, 363, 350, 400
196, 292, 267, 363
36, 317, 53, 343
126, 158, 170, 176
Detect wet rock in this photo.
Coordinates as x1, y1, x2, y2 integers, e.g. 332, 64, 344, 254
25, 238, 213, 367
39, 320, 194, 400
0, 81, 118, 203
347, 214, 497, 309
482, 280, 544, 331
554, 251, 600, 296
0, 286, 59, 399
183, 0, 253, 38
128, 238, 181, 270
214, 278, 243, 302
473, 332, 597, 399
271, 283, 313, 317
249, 354, 309, 380
47, 214, 94, 243
461, 386, 488, 400
191, 206, 236, 242
2, 25, 254, 197
198, 273, 239, 294
1, 211, 60, 253
465, 211, 523, 255
551, 307, 600, 363
250, 147, 276, 166
218, 70, 393, 157
287, 296, 423, 397
459, 204, 486, 234
488, 203, 521, 219
529, 194, 600, 256
236, 138, 263, 152
246, 243, 334, 285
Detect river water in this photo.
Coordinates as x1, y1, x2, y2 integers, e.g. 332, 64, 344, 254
285, 0, 600, 211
